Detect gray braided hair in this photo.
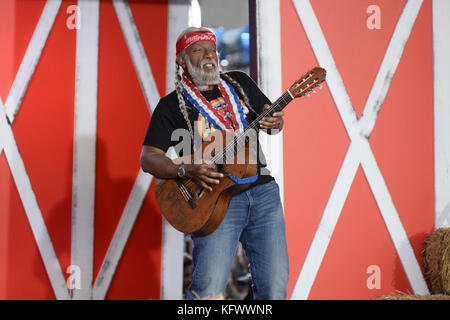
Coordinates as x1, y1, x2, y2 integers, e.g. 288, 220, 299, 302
174, 62, 195, 141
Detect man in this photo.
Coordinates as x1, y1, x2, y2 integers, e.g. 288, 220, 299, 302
140, 27, 289, 299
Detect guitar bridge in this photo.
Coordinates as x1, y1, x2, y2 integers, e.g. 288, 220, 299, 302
176, 180, 197, 209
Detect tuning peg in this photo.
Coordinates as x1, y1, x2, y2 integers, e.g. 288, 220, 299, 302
305, 93, 310, 98
318, 83, 322, 89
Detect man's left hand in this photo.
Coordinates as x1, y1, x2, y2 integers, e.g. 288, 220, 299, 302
259, 104, 284, 131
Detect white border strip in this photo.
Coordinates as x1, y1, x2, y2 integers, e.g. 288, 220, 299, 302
160, 0, 190, 300
255, 0, 285, 205
0, 101, 70, 300
71, 0, 99, 300
93, 0, 161, 299
433, 0, 450, 229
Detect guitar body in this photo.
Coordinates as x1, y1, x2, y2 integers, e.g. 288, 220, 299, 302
154, 130, 257, 236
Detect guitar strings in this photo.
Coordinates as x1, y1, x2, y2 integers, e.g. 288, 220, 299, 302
180, 89, 302, 191
214, 76, 322, 163
179, 77, 322, 193
179, 91, 292, 192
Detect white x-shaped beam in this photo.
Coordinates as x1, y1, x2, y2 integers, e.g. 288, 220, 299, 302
290, 0, 429, 299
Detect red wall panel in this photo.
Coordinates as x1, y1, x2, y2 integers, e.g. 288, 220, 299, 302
1, 0, 75, 299
95, 0, 167, 300
0, 0, 168, 299
281, 0, 434, 299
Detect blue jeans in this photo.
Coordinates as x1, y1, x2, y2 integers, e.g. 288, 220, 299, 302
187, 181, 289, 300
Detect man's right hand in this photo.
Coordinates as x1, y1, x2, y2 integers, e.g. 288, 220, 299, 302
185, 163, 224, 192
140, 145, 224, 192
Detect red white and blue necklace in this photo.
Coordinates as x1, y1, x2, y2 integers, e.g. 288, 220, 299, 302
180, 73, 248, 134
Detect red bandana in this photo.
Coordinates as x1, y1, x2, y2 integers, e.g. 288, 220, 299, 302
176, 31, 216, 55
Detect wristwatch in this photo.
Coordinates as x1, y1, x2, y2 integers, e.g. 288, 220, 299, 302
177, 164, 186, 179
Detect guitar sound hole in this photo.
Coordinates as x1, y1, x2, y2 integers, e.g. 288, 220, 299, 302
197, 187, 205, 199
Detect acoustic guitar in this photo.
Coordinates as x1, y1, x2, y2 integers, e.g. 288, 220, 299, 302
155, 67, 326, 236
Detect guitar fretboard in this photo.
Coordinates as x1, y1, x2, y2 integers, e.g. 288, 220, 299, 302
212, 90, 294, 164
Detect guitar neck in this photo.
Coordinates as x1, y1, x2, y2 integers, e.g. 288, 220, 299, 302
247, 90, 294, 130
210, 66, 326, 165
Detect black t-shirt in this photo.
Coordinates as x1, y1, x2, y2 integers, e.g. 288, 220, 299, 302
142, 70, 274, 188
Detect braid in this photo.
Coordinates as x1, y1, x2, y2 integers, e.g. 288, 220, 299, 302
220, 72, 260, 116
174, 63, 195, 141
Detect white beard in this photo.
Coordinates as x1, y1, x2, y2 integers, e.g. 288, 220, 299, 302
184, 55, 220, 91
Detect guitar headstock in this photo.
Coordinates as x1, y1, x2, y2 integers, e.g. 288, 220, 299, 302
288, 67, 326, 98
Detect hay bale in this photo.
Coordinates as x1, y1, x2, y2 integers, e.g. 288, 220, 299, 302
377, 293, 450, 300
423, 227, 450, 294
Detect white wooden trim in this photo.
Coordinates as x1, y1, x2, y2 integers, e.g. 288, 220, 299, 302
358, 0, 424, 137
160, 0, 190, 300
112, 0, 160, 113
290, 0, 428, 299
71, 0, 99, 300
255, 0, 285, 206
166, 0, 190, 94
161, 220, 184, 300
433, 0, 450, 229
